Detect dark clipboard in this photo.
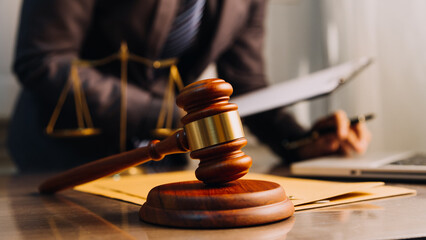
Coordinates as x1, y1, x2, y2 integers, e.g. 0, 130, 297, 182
232, 57, 373, 117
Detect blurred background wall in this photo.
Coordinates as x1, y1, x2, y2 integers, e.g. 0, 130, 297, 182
0, 0, 21, 119
0, 0, 21, 173
1, 0, 426, 170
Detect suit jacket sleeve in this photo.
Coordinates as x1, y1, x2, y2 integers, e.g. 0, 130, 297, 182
13, 0, 162, 142
216, 0, 306, 163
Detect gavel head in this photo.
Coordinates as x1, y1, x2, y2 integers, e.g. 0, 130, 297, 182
176, 78, 252, 185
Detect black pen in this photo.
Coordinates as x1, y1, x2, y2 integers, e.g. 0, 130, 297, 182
282, 113, 375, 150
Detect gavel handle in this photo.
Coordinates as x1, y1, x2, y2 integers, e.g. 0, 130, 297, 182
39, 130, 189, 194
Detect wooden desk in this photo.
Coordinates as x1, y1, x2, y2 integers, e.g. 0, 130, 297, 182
1, 171, 425, 240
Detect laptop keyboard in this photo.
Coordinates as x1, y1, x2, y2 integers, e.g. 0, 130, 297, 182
389, 154, 426, 166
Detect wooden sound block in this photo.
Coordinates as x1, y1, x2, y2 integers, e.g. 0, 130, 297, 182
139, 179, 294, 228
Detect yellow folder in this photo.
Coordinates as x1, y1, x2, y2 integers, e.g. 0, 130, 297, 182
74, 171, 416, 211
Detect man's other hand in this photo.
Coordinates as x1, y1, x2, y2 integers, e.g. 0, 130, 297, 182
296, 110, 372, 160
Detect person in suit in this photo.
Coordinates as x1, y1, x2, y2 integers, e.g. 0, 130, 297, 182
8, 0, 371, 172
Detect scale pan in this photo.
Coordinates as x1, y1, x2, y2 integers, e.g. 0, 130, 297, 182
151, 128, 180, 139
46, 128, 102, 138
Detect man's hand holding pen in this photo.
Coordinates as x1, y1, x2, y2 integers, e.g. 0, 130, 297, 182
285, 110, 373, 160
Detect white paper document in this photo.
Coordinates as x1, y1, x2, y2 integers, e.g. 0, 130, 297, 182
232, 57, 372, 117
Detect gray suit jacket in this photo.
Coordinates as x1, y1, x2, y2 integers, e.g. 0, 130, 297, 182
8, 0, 305, 172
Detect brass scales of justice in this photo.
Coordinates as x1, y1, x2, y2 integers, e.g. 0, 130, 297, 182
41, 45, 294, 228
45, 42, 184, 152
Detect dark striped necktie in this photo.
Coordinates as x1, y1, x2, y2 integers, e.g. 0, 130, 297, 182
161, 0, 206, 59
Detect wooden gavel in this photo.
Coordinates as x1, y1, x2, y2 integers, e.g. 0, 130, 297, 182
39, 79, 253, 194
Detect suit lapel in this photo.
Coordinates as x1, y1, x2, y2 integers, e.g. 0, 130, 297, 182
182, 0, 248, 82
208, 0, 247, 59
146, 0, 179, 59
